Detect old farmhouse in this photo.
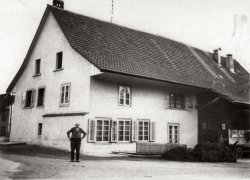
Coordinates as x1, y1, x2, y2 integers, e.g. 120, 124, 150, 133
6, 2, 249, 155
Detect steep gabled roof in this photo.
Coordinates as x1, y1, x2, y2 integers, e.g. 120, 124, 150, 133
7, 5, 250, 104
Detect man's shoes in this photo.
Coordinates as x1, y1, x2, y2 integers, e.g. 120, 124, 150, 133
76, 160, 80, 162
70, 160, 74, 162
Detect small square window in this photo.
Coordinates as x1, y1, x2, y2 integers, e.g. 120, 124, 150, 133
56, 52, 63, 70
170, 93, 185, 109
202, 122, 207, 130
25, 90, 33, 107
35, 59, 41, 75
37, 88, 45, 107
118, 85, 131, 106
222, 123, 226, 130
60, 83, 70, 106
38, 123, 42, 135
0, 126, 6, 136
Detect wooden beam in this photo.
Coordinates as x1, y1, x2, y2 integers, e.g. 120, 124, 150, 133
199, 97, 220, 110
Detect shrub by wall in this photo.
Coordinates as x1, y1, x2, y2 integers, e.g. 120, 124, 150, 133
162, 142, 236, 162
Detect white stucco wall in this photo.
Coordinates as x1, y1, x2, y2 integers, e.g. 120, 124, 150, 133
10, 12, 94, 144
89, 76, 198, 149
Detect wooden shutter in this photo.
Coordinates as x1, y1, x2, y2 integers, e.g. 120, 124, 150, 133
164, 93, 170, 109
87, 119, 96, 143
21, 92, 26, 108
131, 121, 138, 142
111, 120, 118, 143
150, 121, 156, 142
186, 95, 194, 110
31, 89, 36, 107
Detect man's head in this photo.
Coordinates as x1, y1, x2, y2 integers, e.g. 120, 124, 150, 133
75, 122, 80, 128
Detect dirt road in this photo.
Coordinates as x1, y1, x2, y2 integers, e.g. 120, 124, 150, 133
0, 145, 249, 179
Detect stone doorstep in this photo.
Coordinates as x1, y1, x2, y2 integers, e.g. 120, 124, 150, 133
0, 142, 27, 146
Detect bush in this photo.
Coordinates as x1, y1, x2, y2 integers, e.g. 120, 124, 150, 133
162, 147, 196, 162
162, 143, 236, 162
191, 142, 236, 162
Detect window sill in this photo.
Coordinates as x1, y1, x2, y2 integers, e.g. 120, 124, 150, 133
33, 73, 41, 77
53, 68, 64, 72
59, 104, 69, 107
36, 105, 44, 109
93, 142, 112, 144
24, 106, 33, 109
118, 104, 131, 108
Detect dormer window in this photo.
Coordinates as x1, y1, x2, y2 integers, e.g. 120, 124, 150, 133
56, 52, 63, 70
34, 59, 41, 76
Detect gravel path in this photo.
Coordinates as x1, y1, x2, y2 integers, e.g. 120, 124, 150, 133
0, 145, 249, 179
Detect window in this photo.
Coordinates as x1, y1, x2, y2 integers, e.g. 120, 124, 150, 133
118, 85, 131, 106
38, 123, 42, 135
56, 52, 63, 70
24, 90, 36, 108
222, 123, 226, 130
2, 111, 8, 122
118, 120, 131, 141
96, 119, 110, 142
0, 126, 5, 136
168, 124, 179, 144
138, 120, 149, 141
60, 83, 70, 106
202, 122, 207, 130
37, 88, 45, 107
35, 59, 41, 75
170, 93, 185, 109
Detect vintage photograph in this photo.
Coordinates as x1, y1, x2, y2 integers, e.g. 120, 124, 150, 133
0, 0, 249, 179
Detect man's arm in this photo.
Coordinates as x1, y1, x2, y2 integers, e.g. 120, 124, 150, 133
67, 128, 73, 138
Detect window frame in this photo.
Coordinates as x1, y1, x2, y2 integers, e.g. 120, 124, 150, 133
55, 51, 63, 70
37, 87, 46, 107
96, 118, 111, 142
118, 85, 131, 107
59, 83, 71, 107
137, 119, 150, 142
0, 126, 6, 136
169, 93, 185, 109
168, 123, 180, 144
38, 123, 43, 136
117, 119, 131, 142
34, 59, 41, 76
24, 89, 35, 108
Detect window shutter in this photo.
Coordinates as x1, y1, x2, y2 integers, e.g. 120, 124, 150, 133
186, 95, 194, 110
164, 92, 170, 109
111, 120, 118, 143
87, 119, 96, 143
150, 121, 156, 142
31, 89, 36, 107
131, 121, 138, 142
21, 92, 26, 108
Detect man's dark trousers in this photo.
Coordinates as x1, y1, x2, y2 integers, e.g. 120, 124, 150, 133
70, 138, 81, 161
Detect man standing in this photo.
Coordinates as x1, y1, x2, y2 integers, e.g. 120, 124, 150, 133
67, 122, 86, 162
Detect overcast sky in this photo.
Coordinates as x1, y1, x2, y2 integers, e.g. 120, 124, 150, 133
0, 0, 249, 94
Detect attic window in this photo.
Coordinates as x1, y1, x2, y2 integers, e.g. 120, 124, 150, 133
56, 52, 63, 70
35, 59, 41, 75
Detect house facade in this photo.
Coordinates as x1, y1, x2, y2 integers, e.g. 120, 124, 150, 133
6, 2, 249, 155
